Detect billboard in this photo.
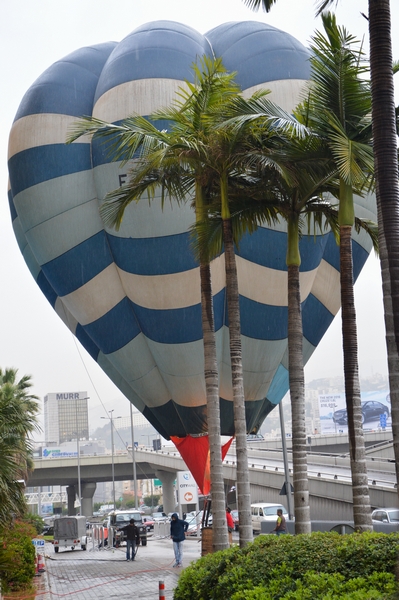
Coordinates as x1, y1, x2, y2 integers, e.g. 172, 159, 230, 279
177, 471, 199, 507
319, 390, 391, 435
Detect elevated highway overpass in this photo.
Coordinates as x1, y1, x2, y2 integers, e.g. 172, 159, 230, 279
28, 430, 398, 519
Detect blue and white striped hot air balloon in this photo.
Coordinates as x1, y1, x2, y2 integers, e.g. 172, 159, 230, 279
7, 20, 376, 440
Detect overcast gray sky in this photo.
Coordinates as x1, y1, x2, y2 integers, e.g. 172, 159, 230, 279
1, 0, 397, 434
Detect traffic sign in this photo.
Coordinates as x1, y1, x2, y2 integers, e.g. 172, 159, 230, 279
32, 539, 45, 547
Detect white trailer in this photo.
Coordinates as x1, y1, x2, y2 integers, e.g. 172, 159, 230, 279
53, 516, 88, 553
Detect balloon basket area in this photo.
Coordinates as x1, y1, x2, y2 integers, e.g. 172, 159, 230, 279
201, 527, 233, 556
201, 527, 213, 556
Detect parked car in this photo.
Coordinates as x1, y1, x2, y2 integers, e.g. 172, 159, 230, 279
251, 503, 288, 533
42, 524, 54, 536
371, 508, 399, 523
142, 516, 155, 531
152, 512, 169, 523
333, 401, 389, 425
105, 510, 147, 546
231, 509, 239, 531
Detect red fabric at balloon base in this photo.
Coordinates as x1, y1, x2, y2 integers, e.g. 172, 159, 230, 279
170, 435, 234, 495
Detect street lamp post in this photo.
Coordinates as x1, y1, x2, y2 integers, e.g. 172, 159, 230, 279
75, 396, 89, 513
130, 404, 138, 509
141, 433, 158, 448
101, 410, 120, 511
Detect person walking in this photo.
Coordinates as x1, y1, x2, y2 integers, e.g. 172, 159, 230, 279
271, 509, 287, 536
170, 512, 188, 567
118, 519, 140, 560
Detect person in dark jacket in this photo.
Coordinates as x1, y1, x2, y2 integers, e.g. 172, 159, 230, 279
118, 519, 140, 560
170, 512, 188, 567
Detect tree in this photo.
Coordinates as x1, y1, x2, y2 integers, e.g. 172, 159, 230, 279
243, 0, 399, 510
201, 126, 338, 534
369, 1, 399, 504
223, 12, 378, 530
0, 368, 39, 523
67, 57, 243, 550
294, 13, 374, 531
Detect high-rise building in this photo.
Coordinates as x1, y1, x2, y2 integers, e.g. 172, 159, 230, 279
44, 392, 89, 444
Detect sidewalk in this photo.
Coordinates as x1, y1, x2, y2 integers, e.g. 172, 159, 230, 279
35, 534, 202, 599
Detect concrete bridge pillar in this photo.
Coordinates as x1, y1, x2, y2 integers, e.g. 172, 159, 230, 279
155, 470, 176, 514
66, 485, 76, 515
80, 482, 96, 517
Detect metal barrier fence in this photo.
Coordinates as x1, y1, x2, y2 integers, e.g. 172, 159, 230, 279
154, 521, 170, 538
88, 524, 119, 551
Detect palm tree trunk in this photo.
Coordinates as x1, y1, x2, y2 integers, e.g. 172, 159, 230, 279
369, 0, 399, 498
340, 225, 373, 531
376, 188, 399, 497
369, 0, 399, 362
200, 262, 229, 550
222, 218, 253, 546
220, 175, 252, 547
197, 183, 229, 550
287, 219, 311, 534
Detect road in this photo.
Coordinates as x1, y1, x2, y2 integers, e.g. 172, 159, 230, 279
37, 531, 204, 599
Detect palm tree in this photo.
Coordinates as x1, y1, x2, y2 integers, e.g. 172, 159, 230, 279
68, 57, 246, 550
369, 2, 399, 502
244, 0, 399, 507
203, 112, 357, 533
293, 13, 374, 531
222, 12, 377, 530
0, 368, 39, 522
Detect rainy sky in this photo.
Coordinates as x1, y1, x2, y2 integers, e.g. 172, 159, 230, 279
1, 0, 398, 434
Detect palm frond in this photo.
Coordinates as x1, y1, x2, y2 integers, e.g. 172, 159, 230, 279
353, 217, 379, 255
242, 0, 277, 11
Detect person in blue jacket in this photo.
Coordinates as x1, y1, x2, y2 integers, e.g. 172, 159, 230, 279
170, 513, 188, 567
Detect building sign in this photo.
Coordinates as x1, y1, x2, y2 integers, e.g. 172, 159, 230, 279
42, 448, 78, 458
177, 471, 198, 507
319, 390, 391, 435
41, 503, 53, 515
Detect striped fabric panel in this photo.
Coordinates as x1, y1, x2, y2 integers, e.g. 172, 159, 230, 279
7, 21, 377, 438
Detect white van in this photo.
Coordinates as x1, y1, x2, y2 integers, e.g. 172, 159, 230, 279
251, 503, 288, 533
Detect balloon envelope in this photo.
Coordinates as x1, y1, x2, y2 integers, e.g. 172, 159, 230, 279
7, 20, 376, 439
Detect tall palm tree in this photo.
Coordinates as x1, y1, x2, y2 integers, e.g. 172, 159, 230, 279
201, 112, 374, 532
294, 13, 374, 531
68, 57, 245, 550
369, 2, 399, 502
198, 130, 337, 534
0, 368, 39, 522
244, 0, 399, 506
224, 12, 376, 530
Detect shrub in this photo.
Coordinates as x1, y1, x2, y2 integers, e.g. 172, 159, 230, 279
229, 571, 396, 599
174, 532, 399, 600
0, 520, 36, 592
24, 513, 44, 535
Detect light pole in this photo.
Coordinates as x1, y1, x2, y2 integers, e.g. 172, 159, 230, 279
75, 396, 89, 514
101, 410, 121, 510
140, 433, 158, 448
130, 404, 138, 509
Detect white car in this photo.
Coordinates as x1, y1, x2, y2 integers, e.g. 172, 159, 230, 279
371, 508, 399, 523
152, 512, 169, 522
251, 503, 288, 533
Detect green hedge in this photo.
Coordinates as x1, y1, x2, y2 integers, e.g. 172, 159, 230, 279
0, 520, 36, 593
174, 532, 399, 600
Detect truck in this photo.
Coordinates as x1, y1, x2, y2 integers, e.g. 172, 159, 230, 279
53, 516, 88, 553
104, 509, 147, 546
